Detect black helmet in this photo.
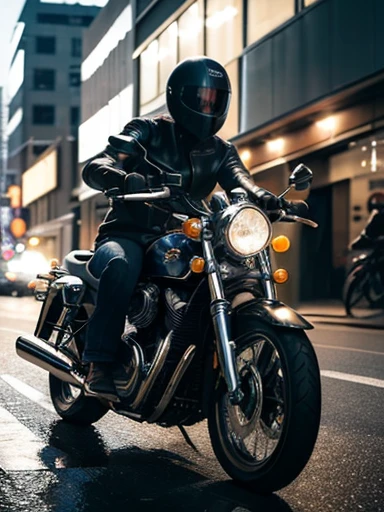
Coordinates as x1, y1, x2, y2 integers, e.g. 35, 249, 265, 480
368, 192, 384, 212
166, 57, 231, 140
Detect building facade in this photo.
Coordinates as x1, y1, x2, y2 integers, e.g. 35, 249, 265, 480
78, 0, 135, 250
79, 0, 384, 305
6, 0, 101, 260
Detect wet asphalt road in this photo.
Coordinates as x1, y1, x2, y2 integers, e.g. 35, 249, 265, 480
0, 295, 383, 512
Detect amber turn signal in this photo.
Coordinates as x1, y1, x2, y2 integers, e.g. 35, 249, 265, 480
182, 218, 202, 239
273, 268, 289, 284
28, 280, 37, 290
190, 257, 205, 273
271, 235, 290, 253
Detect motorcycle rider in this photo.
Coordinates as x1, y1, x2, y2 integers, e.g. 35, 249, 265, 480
350, 192, 384, 250
82, 57, 284, 402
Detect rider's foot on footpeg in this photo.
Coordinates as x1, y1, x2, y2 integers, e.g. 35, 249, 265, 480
84, 362, 120, 403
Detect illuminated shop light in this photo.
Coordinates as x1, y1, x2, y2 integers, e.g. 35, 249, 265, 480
316, 116, 336, 131
372, 141, 377, 147
206, 6, 238, 29
267, 138, 285, 152
81, 5, 132, 82
240, 149, 251, 163
361, 160, 367, 167
362, 146, 367, 152
371, 147, 377, 172
7, 108, 23, 137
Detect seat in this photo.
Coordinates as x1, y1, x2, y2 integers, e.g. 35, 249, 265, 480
63, 250, 99, 290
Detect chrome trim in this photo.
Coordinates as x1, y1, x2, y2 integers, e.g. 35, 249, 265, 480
257, 250, 276, 300
131, 331, 172, 409
147, 344, 196, 423
51, 275, 85, 306
16, 334, 85, 386
201, 218, 242, 404
115, 187, 171, 201
114, 341, 145, 399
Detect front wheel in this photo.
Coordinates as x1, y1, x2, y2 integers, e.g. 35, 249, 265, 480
208, 319, 321, 494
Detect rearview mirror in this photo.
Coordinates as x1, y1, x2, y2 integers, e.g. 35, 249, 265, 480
288, 164, 313, 191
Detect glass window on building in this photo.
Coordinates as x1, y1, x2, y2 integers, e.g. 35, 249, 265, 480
33, 69, 55, 91
69, 72, 81, 87
71, 38, 82, 58
36, 36, 56, 54
32, 105, 55, 125
159, 22, 178, 93
206, 0, 243, 65
217, 60, 239, 140
247, 0, 295, 45
178, 1, 204, 62
140, 39, 159, 106
70, 106, 80, 126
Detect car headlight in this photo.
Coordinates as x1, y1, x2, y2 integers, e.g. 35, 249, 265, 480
226, 206, 272, 257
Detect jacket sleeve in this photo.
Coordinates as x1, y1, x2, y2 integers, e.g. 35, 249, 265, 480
217, 142, 261, 196
81, 118, 152, 192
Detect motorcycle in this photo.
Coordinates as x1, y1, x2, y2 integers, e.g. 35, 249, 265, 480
16, 140, 321, 493
343, 238, 384, 318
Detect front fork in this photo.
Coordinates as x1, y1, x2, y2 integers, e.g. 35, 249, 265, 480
201, 221, 244, 405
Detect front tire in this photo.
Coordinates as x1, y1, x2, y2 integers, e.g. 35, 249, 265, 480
208, 319, 321, 494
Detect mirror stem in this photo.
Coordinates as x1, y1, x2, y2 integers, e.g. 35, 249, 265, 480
278, 185, 293, 199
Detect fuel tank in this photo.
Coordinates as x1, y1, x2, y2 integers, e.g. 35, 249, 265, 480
144, 233, 201, 279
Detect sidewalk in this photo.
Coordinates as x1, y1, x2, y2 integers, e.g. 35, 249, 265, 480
297, 300, 384, 329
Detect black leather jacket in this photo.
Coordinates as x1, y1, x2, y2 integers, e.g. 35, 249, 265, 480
82, 116, 262, 247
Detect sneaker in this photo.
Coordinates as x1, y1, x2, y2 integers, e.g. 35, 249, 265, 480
84, 362, 120, 403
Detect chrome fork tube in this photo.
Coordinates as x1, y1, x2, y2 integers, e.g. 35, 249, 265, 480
258, 249, 276, 300
201, 221, 243, 404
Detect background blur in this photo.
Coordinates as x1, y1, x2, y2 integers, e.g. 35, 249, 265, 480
1, 0, 384, 307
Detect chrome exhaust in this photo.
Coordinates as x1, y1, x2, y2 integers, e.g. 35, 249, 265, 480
16, 334, 85, 386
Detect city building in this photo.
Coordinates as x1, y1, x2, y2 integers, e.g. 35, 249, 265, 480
78, 0, 135, 250
6, 0, 102, 260
78, 0, 384, 305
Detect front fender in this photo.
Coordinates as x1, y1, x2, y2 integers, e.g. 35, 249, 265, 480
232, 298, 313, 330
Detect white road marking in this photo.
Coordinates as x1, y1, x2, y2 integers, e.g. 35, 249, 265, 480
0, 327, 29, 336
321, 370, 384, 389
0, 405, 48, 470
314, 343, 384, 357
1, 374, 55, 413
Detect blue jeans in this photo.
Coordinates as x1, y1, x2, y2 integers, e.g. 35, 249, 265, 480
82, 237, 143, 362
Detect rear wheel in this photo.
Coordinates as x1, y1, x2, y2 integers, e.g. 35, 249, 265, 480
208, 319, 321, 494
48, 307, 109, 426
49, 373, 108, 426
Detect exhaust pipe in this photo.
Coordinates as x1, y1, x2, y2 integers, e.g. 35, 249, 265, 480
16, 334, 85, 386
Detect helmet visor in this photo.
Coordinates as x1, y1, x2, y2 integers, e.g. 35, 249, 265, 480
181, 86, 230, 116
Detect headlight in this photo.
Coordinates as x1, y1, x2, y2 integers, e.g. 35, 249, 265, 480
226, 207, 272, 257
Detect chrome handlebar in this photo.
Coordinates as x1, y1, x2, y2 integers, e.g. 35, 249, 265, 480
112, 187, 171, 201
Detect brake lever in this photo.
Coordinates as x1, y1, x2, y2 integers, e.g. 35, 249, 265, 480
281, 212, 318, 228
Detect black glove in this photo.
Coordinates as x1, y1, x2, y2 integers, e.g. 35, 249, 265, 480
252, 187, 283, 211
284, 199, 309, 217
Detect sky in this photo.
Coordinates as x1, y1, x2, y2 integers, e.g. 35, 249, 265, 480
0, 0, 26, 87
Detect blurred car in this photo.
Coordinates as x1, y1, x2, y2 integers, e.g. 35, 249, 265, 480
0, 250, 49, 297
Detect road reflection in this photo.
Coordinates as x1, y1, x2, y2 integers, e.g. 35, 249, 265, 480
33, 420, 294, 512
